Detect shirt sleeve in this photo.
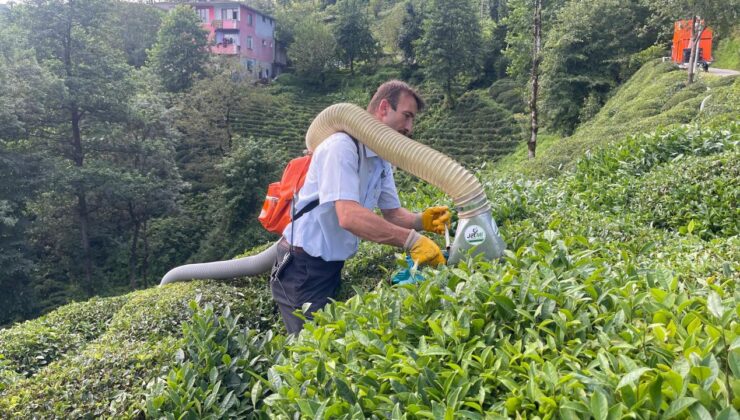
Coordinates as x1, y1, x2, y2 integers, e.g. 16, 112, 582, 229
316, 135, 362, 204
377, 163, 402, 210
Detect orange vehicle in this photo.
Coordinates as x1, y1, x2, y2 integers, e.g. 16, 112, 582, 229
672, 19, 713, 70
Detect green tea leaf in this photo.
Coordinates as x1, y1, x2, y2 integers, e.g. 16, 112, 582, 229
591, 390, 608, 420
662, 397, 697, 419
707, 292, 725, 319
716, 407, 740, 420
617, 367, 651, 390
689, 403, 712, 420
335, 377, 356, 405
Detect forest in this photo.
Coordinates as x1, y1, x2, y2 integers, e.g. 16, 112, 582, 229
0, 0, 739, 417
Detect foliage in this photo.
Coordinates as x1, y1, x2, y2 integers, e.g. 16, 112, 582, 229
415, 0, 481, 107
0, 281, 277, 417
541, 0, 656, 134
287, 14, 337, 85
144, 302, 285, 418
174, 63, 273, 192
713, 30, 740, 71
372, 2, 406, 57
569, 123, 739, 239
194, 136, 285, 261
264, 122, 739, 418
333, 0, 379, 73
148, 5, 210, 93
397, 1, 423, 65
502, 0, 564, 83
109, 2, 163, 68
495, 60, 740, 178
414, 89, 523, 163
0, 296, 129, 378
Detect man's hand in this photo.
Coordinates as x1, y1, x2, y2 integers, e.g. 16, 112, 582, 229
404, 231, 446, 267
421, 206, 450, 235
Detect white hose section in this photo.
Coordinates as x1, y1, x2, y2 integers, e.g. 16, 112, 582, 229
159, 241, 279, 286
306, 103, 490, 217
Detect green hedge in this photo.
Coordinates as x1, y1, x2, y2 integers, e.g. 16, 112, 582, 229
0, 280, 278, 418
0, 295, 129, 377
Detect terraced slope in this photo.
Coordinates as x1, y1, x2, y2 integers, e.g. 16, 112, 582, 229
230, 88, 335, 156
414, 89, 523, 163
230, 82, 523, 164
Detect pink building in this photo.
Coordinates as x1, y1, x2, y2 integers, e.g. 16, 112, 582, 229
156, 2, 278, 78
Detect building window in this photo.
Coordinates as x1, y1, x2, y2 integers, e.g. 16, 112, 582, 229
262, 16, 266, 22
223, 34, 239, 45
221, 8, 238, 20
247, 36, 253, 49
248, 14, 253, 25
196, 8, 209, 22
262, 39, 267, 47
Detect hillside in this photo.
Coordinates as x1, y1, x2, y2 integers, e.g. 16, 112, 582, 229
1, 61, 738, 418
231, 70, 524, 164
496, 60, 740, 178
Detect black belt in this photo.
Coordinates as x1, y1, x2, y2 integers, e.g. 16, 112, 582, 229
279, 238, 306, 254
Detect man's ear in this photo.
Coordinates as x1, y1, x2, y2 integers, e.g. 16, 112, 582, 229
378, 98, 390, 117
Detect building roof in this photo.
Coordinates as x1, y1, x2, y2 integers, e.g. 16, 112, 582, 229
152, 2, 274, 20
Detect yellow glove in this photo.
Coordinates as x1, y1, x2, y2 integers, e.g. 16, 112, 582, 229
421, 206, 450, 235
404, 231, 446, 267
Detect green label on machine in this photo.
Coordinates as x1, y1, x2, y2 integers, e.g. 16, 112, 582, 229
464, 225, 486, 245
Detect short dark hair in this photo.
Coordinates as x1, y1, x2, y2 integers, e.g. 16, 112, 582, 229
367, 80, 425, 114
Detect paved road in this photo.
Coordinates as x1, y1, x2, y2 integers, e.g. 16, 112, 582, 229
708, 67, 740, 76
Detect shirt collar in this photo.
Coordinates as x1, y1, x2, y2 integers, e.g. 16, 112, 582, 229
363, 143, 379, 158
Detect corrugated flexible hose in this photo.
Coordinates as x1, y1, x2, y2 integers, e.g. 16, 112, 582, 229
160, 103, 503, 286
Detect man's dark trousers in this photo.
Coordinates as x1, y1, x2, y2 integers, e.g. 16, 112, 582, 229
270, 240, 344, 335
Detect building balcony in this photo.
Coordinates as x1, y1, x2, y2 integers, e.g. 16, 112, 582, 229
211, 19, 239, 30
212, 43, 240, 55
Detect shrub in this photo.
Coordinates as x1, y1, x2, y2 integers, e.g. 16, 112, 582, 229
0, 280, 277, 417
0, 295, 129, 376
632, 151, 740, 239
144, 302, 284, 419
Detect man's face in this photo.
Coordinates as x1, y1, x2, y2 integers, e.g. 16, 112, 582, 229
378, 92, 418, 137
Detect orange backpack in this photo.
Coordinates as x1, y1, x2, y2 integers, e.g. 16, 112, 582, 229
258, 154, 314, 235
258, 138, 360, 235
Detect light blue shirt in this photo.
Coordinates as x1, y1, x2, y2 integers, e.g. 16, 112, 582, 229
283, 132, 401, 261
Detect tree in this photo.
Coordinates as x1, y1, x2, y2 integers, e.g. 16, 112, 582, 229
110, 72, 183, 289
528, 0, 541, 159
148, 5, 210, 93
397, 1, 423, 65
109, 2, 163, 68
540, 0, 654, 134
18, 0, 133, 296
194, 136, 285, 261
287, 15, 337, 85
416, 0, 482, 107
175, 61, 272, 192
333, 0, 378, 73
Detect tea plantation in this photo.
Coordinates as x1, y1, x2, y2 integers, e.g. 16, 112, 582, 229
0, 61, 738, 418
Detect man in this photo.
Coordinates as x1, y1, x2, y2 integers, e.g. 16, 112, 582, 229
271, 80, 449, 334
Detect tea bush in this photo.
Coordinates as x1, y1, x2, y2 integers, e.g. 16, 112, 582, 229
0, 280, 278, 418
265, 231, 738, 418
632, 151, 739, 239
143, 302, 284, 418
0, 295, 129, 377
